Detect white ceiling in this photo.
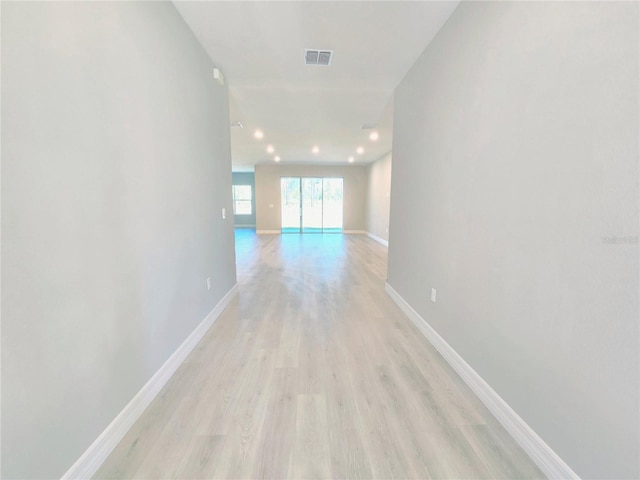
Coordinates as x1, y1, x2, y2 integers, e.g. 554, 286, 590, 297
173, 1, 460, 171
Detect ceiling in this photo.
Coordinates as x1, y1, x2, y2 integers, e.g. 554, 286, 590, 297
173, 1, 460, 171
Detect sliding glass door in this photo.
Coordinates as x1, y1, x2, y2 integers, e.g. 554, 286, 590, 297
322, 178, 343, 233
280, 177, 343, 233
302, 178, 323, 233
281, 177, 301, 233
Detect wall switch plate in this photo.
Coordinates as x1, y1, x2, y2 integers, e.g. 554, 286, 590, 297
206, 277, 212, 290
222, 208, 226, 219
431, 288, 437, 303
213, 67, 225, 85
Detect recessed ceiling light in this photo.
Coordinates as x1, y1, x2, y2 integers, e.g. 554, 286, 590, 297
274, 155, 281, 162
312, 146, 319, 154
348, 156, 354, 163
369, 132, 379, 141
266, 145, 274, 153
356, 146, 364, 154
254, 129, 264, 140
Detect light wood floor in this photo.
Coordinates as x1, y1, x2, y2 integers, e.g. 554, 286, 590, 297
95, 230, 545, 480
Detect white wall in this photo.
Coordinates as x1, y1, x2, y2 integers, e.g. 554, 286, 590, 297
366, 152, 392, 243
388, 2, 638, 479
1, 2, 237, 478
255, 164, 367, 232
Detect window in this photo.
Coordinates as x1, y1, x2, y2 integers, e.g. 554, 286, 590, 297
233, 185, 252, 215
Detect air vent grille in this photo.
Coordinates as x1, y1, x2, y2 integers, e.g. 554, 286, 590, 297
305, 50, 319, 64
317, 51, 331, 65
305, 49, 333, 66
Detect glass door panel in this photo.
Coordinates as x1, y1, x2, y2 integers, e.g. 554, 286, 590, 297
302, 178, 323, 233
322, 178, 343, 233
281, 177, 344, 233
281, 177, 301, 233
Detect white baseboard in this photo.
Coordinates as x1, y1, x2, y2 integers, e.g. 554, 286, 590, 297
366, 231, 389, 247
343, 230, 367, 234
256, 230, 281, 234
384, 282, 579, 480
62, 283, 239, 480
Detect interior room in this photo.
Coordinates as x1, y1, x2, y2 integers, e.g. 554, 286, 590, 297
1, 2, 638, 479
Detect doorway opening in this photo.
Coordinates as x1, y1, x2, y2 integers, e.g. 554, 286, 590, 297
280, 177, 343, 233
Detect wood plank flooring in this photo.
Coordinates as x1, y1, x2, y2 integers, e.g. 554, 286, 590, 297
94, 230, 545, 479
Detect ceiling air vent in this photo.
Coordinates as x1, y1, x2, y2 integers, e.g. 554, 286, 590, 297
305, 49, 333, 66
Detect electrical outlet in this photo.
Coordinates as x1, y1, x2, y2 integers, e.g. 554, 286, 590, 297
206, 277, 211, 290
431, 288, 437, 303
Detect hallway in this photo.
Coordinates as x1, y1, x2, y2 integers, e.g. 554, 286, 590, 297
95, 231, 544, 479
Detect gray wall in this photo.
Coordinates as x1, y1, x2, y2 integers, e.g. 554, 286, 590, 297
232, 172, 256, 227
366, 152, 392, 242
388, 2, 638, 479
1, 2, 237, 478
255, 164, 367, 232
